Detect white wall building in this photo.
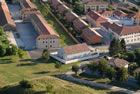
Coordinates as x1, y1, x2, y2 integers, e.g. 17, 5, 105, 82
101, 22, 140, 44
58, 43, 91, 61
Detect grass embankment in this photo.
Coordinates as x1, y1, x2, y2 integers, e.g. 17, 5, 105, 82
0, 76, 126, 94
0, 52, 82, 87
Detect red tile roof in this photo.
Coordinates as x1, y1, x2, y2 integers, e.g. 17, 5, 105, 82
63, 43, 90, 55
0, 1, 15, 27
73, 18, 88, 29
99, 11, 114, 15
87, 11, 108, 22
109, 58, 129, 68
113, 10, 127, 17
101, 22, 140, 35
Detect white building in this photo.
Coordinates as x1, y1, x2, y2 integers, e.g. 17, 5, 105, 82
101, 22, 140, 44
58, 43, 91, 61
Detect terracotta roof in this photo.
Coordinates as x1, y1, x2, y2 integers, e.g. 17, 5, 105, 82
109, 58, 129, 68
65, 11, 79, 20
30, 14, 59, 36
37, 35, 59, 39
58, 4, 69, 13
82, 27, 102, 38
101, 22, 140, 35
87, 11, 108, 22
73, 18, 88, 29
100, 11, 114, 16
127, 13, 136, 18
113, 10, 127, 17
134, 67, 140, 72
63, 43, 90, 55
0, 1, 15, 27
52, 0, 62, 6
21, 0, 37, 8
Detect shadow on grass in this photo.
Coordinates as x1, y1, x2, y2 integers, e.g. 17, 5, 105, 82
17, 57, 58, 67
0, 60, 13, 64
0, 85, 46, 94
107, 91, 128, 94
33, 71, 50, 74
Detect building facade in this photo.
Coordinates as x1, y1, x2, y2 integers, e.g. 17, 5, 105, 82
58, 43, 91, 61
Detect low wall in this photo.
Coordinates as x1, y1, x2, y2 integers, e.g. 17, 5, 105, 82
49, 12, 80, 44
50, 52, 99, 64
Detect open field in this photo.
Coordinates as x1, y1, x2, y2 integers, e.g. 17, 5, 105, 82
0, 52, 82, 87
0, 76, 126, 94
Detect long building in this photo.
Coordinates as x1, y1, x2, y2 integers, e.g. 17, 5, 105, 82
20, 0, 60, 49
0, 0, 16, 31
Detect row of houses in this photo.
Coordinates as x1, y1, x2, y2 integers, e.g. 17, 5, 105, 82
86, 10, 136, 27
20, 0, 60, 50
48, 0, 102, 44
0, 0, 16, 31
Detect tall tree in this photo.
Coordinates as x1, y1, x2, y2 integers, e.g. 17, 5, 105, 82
109, 38, 122, 56
74, 1, 84, 14
135, 48, 140, 65
42, 49, 50, 62
0, 26, 4, 36
126, 51, 136, 62
0, 44, 6, 56
116, 67, 129, 82
120, 39, 127, 53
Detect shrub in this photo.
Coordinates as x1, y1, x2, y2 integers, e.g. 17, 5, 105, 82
46, 85, 53, 93
19, 80, 33, 89
47, 20, 54, 25
55, 62, 62, 68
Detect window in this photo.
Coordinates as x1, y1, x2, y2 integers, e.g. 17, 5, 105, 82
53, 41, 55, 43
43, 41, 45, 43
50, 45, 52, 47
46, 45, 47, 48
50, 41, 52, 43
46, 41, 47, 43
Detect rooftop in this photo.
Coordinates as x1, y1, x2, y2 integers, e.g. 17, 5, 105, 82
63, 43, 90, 55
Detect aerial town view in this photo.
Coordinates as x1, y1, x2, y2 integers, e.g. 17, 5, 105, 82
1, 0, 140, 94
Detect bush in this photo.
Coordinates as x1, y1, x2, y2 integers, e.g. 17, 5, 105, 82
55, 62, 62, 68
19, 80, 33, 89
47, 20, 54, 25
46, 85, 53, 93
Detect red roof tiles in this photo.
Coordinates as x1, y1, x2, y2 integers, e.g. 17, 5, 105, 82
63, 43, 90, 55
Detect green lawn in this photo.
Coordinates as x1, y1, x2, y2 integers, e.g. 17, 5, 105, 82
0, 76, 126, 94
0, 52, 81, 87
36, 3, 75, 47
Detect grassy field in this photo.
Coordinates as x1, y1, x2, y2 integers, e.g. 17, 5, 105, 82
0, 76, 126, 94
0, 52, 82, 87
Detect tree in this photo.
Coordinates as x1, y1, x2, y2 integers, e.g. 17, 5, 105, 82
81, 64, 87, 72
116, 67, 129, 82
0, 26, 4, 36
109, 38, 122, 56
55, 62, 62, 68
135, 48, 140, 65
136, 72, 140, 87
120, 39, 127, 53
0, 44, 6, 56
42, 49, 50, 62
74, 1, 84, 14
72, 65, 80, 75
40, 4, 50, 16
98, 58, 108, 77
18, 49, 24, 59
106, 67, 116, 80
46, 85, 53, 93
11, 45, 18, 55
126, 51, 136, 62
88, 61, 99, 72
